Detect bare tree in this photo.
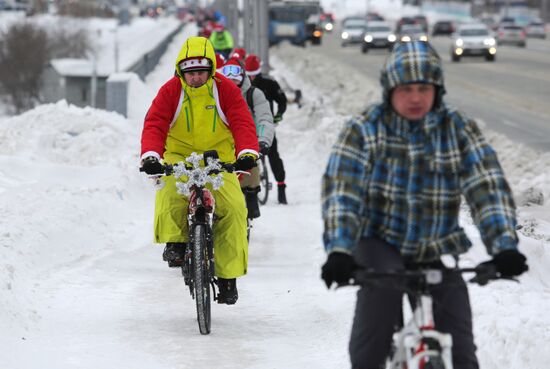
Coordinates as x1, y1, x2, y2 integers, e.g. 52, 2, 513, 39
56, 1, 115, 18
0, 21, 92, 114
0, 23, 49, 114
49, 27, 92, 59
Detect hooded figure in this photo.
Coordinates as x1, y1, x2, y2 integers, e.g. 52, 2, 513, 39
140, 36, 259, 304
208, 24, 234, 60
321, 41, 527, 369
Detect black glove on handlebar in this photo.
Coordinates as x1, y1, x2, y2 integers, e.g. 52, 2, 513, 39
235, 155, 256, 171
259, 142, 270, 155
491, 249, 528, 277
321, 252, 356, 288
140, 156, 164, 175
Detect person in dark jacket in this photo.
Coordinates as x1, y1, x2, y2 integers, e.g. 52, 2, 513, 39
245, 54, 289, 204
321, 41, 528, 369
222, 57, 275, 219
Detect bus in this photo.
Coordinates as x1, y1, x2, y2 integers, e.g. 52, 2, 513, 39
268, 0, 322, 46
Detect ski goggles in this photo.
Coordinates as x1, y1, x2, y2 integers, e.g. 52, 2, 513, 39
221, 64, 242, 78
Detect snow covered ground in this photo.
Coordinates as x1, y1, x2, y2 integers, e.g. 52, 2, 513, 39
1, 10, 550, 369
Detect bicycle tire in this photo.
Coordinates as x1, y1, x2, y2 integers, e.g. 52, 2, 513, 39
258, 156, 270, 205
423, 356, 446, 369
192, 224, 211, 335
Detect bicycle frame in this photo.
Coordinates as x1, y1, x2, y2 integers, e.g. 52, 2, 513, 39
163, 151, 234, 335
389, 291, 453, 369
351, 266, 505, 369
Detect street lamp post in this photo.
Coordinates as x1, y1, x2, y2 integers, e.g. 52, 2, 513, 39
90, 51, 97, 108
114, 26, 119, 73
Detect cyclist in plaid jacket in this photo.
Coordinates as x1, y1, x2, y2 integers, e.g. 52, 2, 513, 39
321, 41, 528, 369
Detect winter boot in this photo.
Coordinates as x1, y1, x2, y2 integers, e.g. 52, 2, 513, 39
162, 242, 186, 267
277, 183, 288, 205
217, 278, 238, 305
243, 186, 261, 219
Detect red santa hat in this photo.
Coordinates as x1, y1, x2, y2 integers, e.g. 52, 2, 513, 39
231, 47, 247, 61
213, 23, 225, 32
244, 54, 262, 76
215, 53, 226, 72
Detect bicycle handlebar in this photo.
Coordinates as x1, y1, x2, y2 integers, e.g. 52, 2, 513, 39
345, 263, 517, 291
162, 161, 235, 176
138, 162, 234, 175
140, 151, 237, 195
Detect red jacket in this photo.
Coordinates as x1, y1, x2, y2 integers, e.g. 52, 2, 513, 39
141, 73, 259, 159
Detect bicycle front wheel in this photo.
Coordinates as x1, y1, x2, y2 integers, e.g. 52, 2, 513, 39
192, 224, 211, 335
258, 156, 271, 205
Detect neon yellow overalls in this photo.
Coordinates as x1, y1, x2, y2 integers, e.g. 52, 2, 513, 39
153, 37, 248, 278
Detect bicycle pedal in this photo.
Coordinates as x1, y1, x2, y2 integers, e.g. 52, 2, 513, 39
167, 260, 183, 268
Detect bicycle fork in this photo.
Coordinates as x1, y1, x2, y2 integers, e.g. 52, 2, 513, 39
403, 295, 454, 369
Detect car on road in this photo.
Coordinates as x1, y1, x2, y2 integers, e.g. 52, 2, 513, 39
413, 15, 428, 32
398, 24, 429, 43
479, 16, 499, 31
451, 23, 497, 62
320, 12, 335, 32
497, 24, 527, 47
432, 20, 455, 36
498, 16, 516, 28
525, 20, 546, 39
395, 16, 416, 34
341, 17, 368, 46
366, 11, 384, 21
361, 21, 396, 53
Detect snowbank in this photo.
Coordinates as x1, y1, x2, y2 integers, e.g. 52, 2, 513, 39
0, 100, 152, 340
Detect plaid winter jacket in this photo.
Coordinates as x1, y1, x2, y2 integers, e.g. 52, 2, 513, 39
322, 41, 518, 261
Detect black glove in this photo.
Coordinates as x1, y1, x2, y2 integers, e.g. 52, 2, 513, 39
234, 155, 257, 171
490, 249, 528, 277
259, 142, 270, 155
273, 114, 283, 124
321, 252, 356, 288
140, 156, 164, 175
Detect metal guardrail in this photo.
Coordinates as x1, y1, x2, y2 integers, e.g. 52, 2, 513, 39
126, 22, 184, 80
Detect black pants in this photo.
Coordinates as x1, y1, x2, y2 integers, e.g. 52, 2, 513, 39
267, 135, 285, 183
349, 238, 479, 369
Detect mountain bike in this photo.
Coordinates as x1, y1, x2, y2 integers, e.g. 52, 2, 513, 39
142, 150, 234, 335
257, 153, 272, 205
348, 264, 512, 369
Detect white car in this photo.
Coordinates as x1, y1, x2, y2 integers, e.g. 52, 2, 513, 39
341, 17, 367, 46
525, 20, 546, 39
398, 24, 429, 43
497, 24, 527, 47
361, 21, 396, 52
451, 24, 497, 62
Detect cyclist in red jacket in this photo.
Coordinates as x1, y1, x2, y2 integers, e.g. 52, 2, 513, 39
140, 36, 258, 304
